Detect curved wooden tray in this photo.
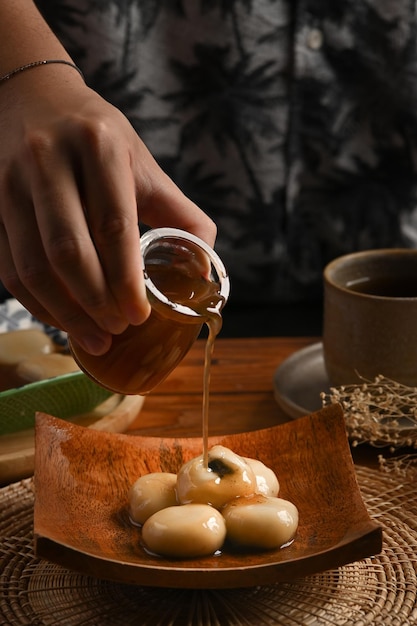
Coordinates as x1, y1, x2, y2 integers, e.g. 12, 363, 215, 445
34, 404, 382, 589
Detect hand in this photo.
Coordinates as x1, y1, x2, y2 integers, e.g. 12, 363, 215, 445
0, 68, 216, 355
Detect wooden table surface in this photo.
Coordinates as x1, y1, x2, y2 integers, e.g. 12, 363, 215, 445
126, 336, 379, 467
126, 336, 306, 438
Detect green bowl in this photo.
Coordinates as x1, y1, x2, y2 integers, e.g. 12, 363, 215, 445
0, 372, 113, 435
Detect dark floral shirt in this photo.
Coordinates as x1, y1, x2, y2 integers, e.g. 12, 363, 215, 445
35, 0, 417, 306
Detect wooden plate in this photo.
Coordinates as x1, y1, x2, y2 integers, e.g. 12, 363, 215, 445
0, 371, 114, 435
0, 394, 144, 485
34, 404, 382, 589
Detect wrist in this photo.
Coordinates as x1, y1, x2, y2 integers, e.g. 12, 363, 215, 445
0, 60, 84, 84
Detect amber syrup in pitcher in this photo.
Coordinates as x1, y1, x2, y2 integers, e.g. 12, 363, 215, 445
69, 228, 229, 397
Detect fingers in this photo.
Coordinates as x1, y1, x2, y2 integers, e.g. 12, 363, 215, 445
138, 162, 217, 248
0, 226, 113, 355
27, 128, 133, 335
0, 164, 113, 355
77, 123, 150, 326
0, 222, 59, 328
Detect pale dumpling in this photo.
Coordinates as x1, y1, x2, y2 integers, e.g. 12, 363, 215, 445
176, 445, 257, 509
142, 503, 226, 558
129, 472, 178, 525
222, 494, 299, 550
244, 457, 279, 497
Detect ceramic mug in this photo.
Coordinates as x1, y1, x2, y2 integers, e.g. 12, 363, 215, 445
323, 248, 417, 387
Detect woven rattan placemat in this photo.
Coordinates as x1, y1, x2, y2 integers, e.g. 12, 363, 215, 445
1, 466, 417, 625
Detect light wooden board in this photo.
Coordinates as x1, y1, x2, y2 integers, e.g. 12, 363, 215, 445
0, 394, 145, 485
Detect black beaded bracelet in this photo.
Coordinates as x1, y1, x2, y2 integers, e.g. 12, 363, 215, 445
0, 59, 84, 84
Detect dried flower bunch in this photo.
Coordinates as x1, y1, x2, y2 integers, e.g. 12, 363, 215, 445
378, 453, 417, 479
320, 375, 417, 450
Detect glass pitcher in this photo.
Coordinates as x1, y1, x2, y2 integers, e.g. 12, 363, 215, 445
69, 227, 229, 395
